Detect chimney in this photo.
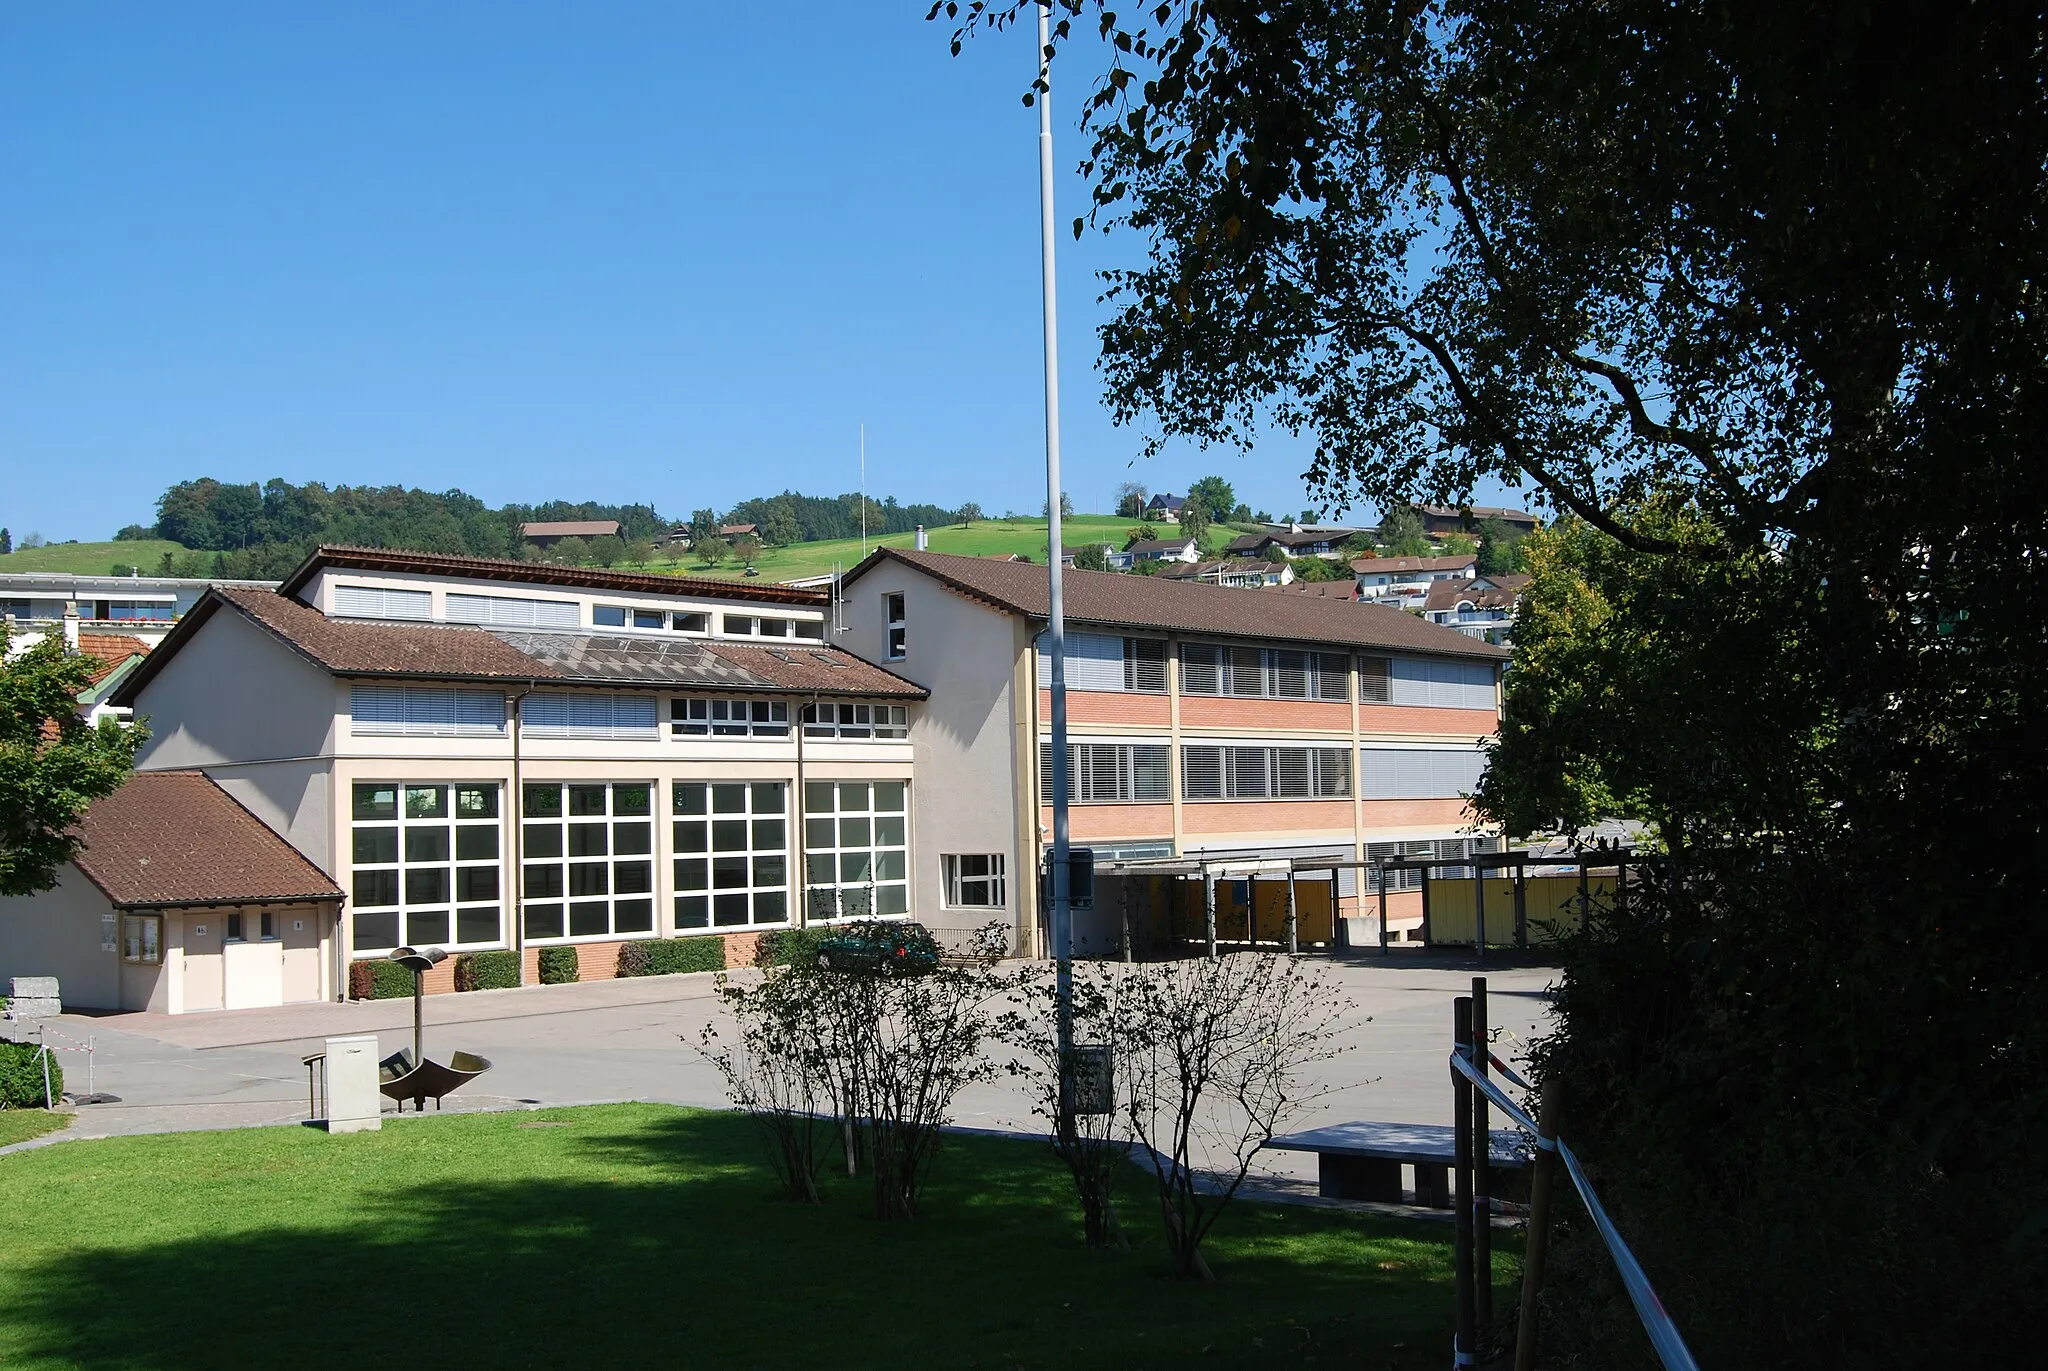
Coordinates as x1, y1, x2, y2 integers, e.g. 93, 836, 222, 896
915, 525, 928, 551
63, 601, 81, 650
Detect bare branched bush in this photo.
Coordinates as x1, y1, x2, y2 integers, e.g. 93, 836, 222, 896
696, 969, 836, 1204
700, 955, 1007, 1221
999, 962, 1135, 1250
1121, 953, 1353, 1280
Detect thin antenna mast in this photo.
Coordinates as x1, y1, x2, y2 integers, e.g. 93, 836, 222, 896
860, 424, 868, 558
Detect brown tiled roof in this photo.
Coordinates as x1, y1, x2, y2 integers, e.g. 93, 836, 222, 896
521, 520, 619, 538
1127, 538, 1198, 556
1349, 554, 1480, 575
75, 634, 151, 688
1422, 575, 1529, 613
848, 548, 1509, 660
70, 772, 343, 909
278, 546, 826, 607
705, 643, 927, 698
1273, 579, 1360, 599
1261, 526, 1361, 547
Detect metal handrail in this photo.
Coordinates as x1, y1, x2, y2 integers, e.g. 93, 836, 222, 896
300, 1051, 326, 1121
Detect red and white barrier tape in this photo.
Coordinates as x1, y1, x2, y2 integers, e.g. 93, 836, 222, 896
1450, 1049, 1701, 1371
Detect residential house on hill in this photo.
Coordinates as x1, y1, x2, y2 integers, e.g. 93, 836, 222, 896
1352, 554, 1481, 608
1422, 573, 1529, 647
1417, 505, 1538, 537
1145, 494, 1186, 523
1125, 535, 1203, 565
1160, 559, 1294, 588
1226, 525, 1363, 561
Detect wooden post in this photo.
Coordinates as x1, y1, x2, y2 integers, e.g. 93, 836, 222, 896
1473, 859, 1487, 960
1378, 865, 1389, 953
1472, 976, 1494, 1332
1452, 995, 1477, 1367
1203, 868, 1217, 961
1513, 1087, 1563, 1371
1286, 868, 1299, 955
1513, 857, 1528, 950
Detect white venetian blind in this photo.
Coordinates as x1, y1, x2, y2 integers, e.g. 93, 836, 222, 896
1034, 630, 1127, 691
350, 685, 505, 736
1358, 746, 1488, 799
521, 692, 659, 740
1388, 657, 1498, 710
333, 585, 431, 621
444, 593, 579, 628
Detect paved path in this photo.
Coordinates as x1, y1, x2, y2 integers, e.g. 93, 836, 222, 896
15, 955, 1559, 1189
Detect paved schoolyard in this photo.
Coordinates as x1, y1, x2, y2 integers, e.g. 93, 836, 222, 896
16, 954, 1558, 1187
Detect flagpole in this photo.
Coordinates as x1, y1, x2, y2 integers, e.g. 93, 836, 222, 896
1035, 0, 1075, 1093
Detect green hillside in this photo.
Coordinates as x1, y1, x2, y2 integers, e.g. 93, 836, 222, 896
641, 515, 1232, 583
0, 540, 192, 575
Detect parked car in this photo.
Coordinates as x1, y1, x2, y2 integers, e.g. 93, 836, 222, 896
814, 919, 941, 976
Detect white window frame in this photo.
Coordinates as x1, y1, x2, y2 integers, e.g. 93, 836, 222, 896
883, 593, 907, 660
520, 782, 658, 943
803, 780, 909, 921
671, 698, 791, 738
801, 701, 909, 739
943, 854, 1008, 909
122, 913, 161, 964
672, 781, 791, 933
350, 782, 505, 955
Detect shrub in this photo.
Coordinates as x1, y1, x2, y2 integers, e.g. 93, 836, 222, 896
619, 937, 725, 977
0, 1039, 62, 1109
755, 926, 831, 969
538, 946, 580, 985
455, 950, 520, 992
348, 959, 414, 1000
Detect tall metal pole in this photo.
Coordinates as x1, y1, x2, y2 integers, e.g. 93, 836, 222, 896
1035, 1, 1075, 1098
860, 424, 868, 559
1452, 995, 1478, 1365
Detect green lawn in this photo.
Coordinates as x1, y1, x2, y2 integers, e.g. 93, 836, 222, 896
0, 1105, 1513, 1370
0, 540, 193, 575
0, 1110, 70, 1149
636, 515, 1238, 583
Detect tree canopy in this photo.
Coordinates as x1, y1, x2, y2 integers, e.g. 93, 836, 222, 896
0, 629, 144, 897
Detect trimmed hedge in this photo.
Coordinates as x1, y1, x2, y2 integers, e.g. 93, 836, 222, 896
754, 926, 831, 969
0, 1039, 62, 1109
348, 960, 415, 1000
455, 950, 521, 992
537, 946, 580, 985
617, 937, 725, 978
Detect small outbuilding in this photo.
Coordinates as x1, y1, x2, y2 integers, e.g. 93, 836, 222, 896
0, 771, 344, 1013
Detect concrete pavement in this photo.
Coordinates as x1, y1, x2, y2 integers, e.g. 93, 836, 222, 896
15, 955, 1560, 1189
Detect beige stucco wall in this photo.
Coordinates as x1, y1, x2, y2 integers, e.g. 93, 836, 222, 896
0, 870, 173, 1013
841, 561, 1025, 950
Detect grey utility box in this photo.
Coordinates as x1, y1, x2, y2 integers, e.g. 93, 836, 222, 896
321, 1034, 383, 1134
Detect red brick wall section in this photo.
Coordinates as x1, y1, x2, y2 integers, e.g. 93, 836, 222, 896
1357, 798, 1477, 827
1037, 803, 1175, 842
1038, 688, 1173, 726
1357, 703, 1499, 736
420, 957, 457, 996
1181, 799, 1357, 836
1179, 696, 1353, 732
390, 933, 762, 996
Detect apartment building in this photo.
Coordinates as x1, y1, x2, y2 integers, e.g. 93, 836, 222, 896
839, 549, 1510, 951
2, 548, 926, 1012
1352, 554, 1481, 606
1, 570, 276, 653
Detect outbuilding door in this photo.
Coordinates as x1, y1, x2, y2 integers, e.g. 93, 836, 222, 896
223, 911, 286, 1009
182, 914, 224, 1011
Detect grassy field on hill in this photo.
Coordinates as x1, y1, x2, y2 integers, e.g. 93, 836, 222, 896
0, 540, 192, 576
643, 515, 1233, 583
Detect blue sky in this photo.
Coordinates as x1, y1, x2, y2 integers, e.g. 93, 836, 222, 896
1, 3, 1520, 543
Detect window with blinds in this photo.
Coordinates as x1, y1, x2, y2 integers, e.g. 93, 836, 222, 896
350, 685, 506, 737
1357, 746, 1489, 798
1034, 632, 1171, 693
1039, 742, 1172, 803
521, 692, 660, 740
1359, 656, 1392, 703
1386, 657, 1498, 709
444, 593, 580, 628
1179, 643, 1350, 700
1179, 745, 1352, 799
333, 585, 431, 621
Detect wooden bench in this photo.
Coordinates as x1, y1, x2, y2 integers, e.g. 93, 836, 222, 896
1264, 1121, 1533, 1207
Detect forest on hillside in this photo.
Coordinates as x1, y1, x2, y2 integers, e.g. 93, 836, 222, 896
118, 478, 966, 578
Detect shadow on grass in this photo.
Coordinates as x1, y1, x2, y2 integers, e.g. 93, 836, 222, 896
0, 1106, 1486, 1371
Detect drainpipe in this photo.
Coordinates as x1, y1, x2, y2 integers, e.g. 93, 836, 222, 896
794, 693, 816, 928
511, 685, 532, 985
